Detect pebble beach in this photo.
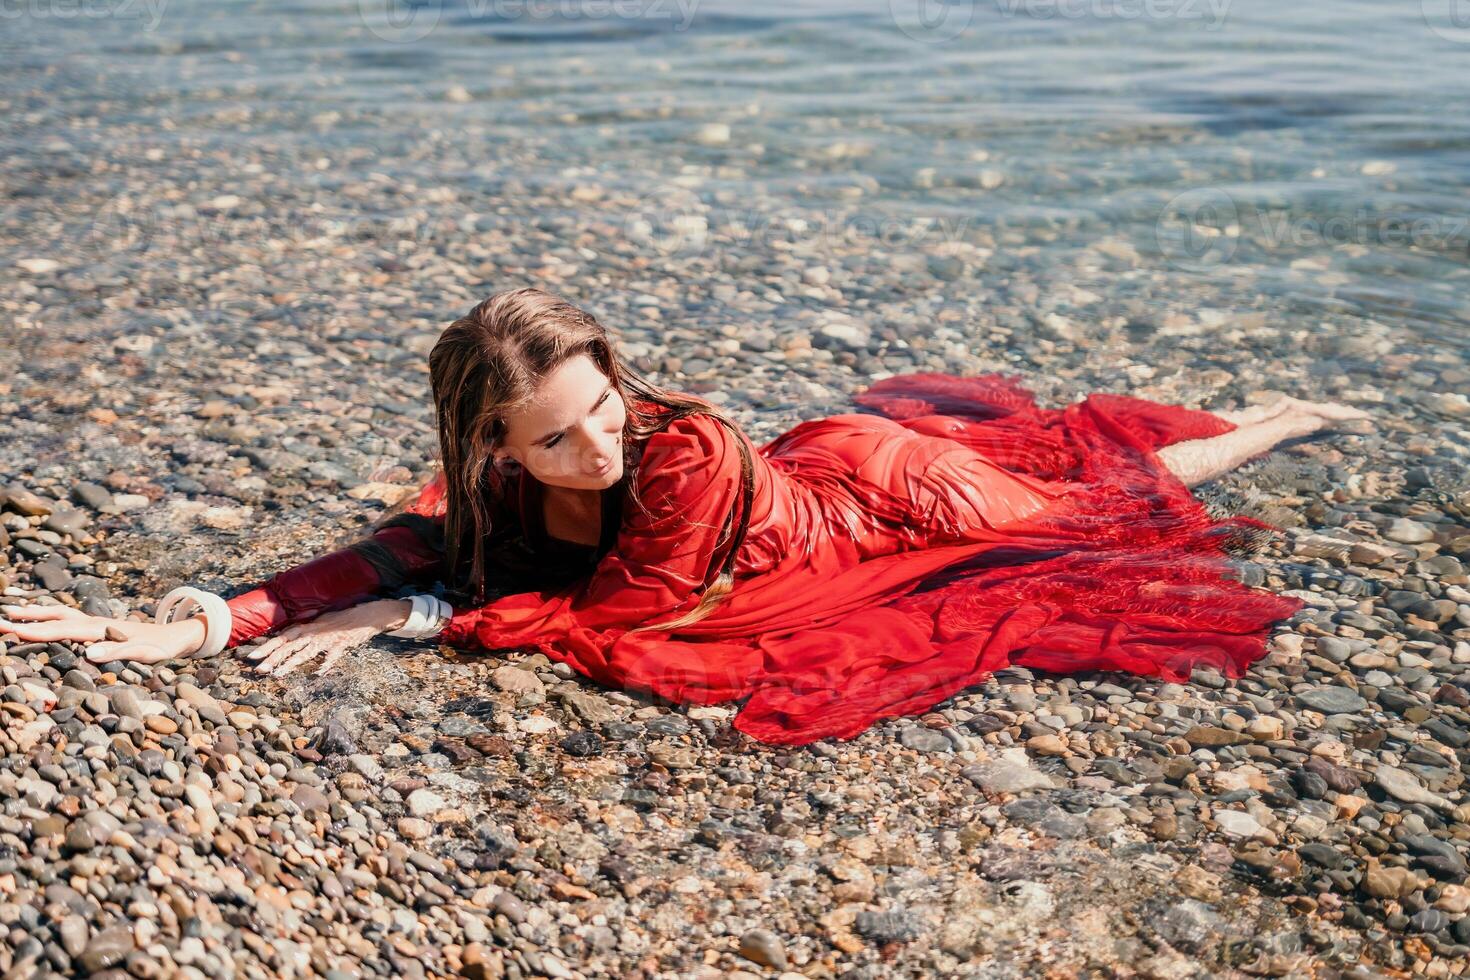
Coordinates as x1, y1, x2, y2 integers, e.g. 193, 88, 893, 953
4, 2, 1470, 977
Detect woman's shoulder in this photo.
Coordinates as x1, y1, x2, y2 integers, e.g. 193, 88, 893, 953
640, 408, 740, 452
634, 410, 744, 496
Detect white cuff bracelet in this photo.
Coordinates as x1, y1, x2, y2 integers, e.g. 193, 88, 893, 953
155, 587, 233, 658
387, 594, 452, 639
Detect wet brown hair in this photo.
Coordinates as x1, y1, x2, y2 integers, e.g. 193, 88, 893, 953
428, 286, 756, 633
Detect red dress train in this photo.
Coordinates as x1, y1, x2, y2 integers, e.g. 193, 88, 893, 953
225, 372, 1304, 745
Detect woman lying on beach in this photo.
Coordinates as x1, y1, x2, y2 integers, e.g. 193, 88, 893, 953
0, 287, 1372, 744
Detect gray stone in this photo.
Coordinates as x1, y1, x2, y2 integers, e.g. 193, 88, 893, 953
490, 664, 543, 696
899, 726, 953, 753
78, 928, 132, 973
855, 909, 923, 943
175, 682, 228, 726
1374, 766, 1454, 812
961, 756, 1054, 794
1296, 686, 1366, 713
1385, 518, 1434, 544
107, 690, 142, 719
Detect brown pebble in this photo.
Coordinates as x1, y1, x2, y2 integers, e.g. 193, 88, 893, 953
460, 942, 504, 980
466, 735, 513, 757
433, 738, 482, 763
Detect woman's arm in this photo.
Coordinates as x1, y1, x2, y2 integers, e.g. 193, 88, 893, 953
2, 476, 451, 666
226, 518, 445, 646
1156, 399, 1373, 488
435, 413, 746, 683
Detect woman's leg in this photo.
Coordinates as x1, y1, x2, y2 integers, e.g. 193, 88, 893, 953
1157, 415, 1311, 488
1157, 397, 1372, 488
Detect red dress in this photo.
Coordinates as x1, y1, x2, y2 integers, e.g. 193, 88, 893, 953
225, 372, 1303, 745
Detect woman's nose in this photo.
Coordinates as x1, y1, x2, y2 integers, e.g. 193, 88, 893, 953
574, 425, 616, 466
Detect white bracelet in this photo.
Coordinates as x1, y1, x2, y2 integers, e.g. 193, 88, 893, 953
430, 596, 451, 636
387, 595, 429, 637
155, 587, 232, 658
387, 594, 453, 639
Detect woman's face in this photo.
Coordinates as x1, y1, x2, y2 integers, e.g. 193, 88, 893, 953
493, 353, 627, 491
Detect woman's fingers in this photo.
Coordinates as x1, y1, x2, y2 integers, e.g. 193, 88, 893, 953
314, 644, 352, 677
246, 617, 381, 678
245, 627, 301, 662
1, 604, 88, 622
252, 639, 305, 674
245, 639, 278, 661
0, 617, 107, 643
254, 636, 317, 675
84, 639, 172, 665
272, 642, 329, 677
245, 641, 277, 661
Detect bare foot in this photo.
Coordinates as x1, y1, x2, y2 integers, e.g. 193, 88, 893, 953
1220, 399, 1295, 426
1281, 398, 1376, 438
1276, 402, 1375, 441
1226, 395, 1372, 430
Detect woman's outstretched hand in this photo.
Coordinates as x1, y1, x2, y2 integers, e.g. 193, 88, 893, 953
0, 604, 206, 664
245, 599, 411, 677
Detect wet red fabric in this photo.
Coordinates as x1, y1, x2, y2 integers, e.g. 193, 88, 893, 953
228, 372, 1304, 745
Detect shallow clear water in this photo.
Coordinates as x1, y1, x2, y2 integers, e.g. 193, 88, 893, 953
6, 0, 1468, 350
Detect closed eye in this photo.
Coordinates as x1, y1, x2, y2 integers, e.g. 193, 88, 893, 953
543, 390, 612, 449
